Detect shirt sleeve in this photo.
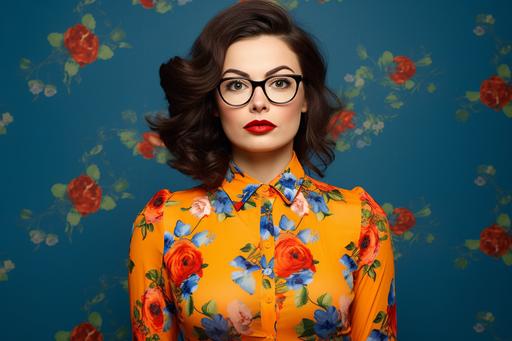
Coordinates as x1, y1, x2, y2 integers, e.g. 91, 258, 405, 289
349, 187, 397, 341
128, 189, 181, 341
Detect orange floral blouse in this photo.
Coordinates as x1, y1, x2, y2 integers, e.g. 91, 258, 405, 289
128, 150, 397, 341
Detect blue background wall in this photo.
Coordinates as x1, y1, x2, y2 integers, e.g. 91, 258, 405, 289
1, 0, 511, 340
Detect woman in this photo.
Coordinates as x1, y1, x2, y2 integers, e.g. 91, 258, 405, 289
128, 1, 397, 340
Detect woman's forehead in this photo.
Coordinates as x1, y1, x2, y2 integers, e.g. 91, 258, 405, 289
222, 35, 301, 77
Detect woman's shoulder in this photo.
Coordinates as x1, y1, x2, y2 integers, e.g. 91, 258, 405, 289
302, 174, 368, 205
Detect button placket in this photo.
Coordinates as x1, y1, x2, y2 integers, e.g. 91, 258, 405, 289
258, 184, 277, 338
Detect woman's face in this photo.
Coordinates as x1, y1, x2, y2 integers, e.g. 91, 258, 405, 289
214, 34, 308, 154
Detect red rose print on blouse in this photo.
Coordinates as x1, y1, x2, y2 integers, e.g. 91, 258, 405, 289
389, 207, 416, 235
70, 322, 103, 341
358, 223, 380, 266
389, 55, 416, 84
144, 189, 172, 224
164, 239, 204, 286
67, 175, 102, 216
274, 232, 316, 278
141, 287, 167, 334
328, 110, 356, 140
63, 23, 99, 67
479, 75, 512, 111
479, 224, 512, 257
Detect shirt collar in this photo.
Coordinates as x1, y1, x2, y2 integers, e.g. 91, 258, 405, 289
220, 150, 306, 211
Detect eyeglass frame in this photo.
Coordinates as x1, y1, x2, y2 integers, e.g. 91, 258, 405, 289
216, 74, 304, 107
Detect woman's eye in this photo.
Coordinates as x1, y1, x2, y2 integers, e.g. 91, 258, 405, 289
227, 80, 247, 91
271, 78, 291, 88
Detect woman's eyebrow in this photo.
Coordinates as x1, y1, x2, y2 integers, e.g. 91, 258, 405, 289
222, 65, 295, 78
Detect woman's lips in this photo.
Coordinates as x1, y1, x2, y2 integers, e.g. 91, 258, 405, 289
244, 125, 276, 134
243, 119, 276, 134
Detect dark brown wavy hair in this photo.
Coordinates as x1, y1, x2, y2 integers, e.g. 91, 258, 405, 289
147, 0, 345, 191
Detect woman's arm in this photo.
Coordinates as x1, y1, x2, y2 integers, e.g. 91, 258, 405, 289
128, 189, 181, 341
350, 187, 397, 341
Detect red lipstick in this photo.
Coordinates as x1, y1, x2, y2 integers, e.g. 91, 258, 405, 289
243, 120, 276, 134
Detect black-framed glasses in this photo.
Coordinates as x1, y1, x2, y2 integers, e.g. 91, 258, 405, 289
217, 74, 303, 107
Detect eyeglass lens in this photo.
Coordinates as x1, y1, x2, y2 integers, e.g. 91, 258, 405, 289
219, 76, 298, 106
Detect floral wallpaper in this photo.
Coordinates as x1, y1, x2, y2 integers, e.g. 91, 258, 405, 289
1, 0, 511, 340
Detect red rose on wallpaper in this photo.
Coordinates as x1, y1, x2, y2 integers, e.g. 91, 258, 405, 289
479, 75, 512, 111
479, 224, 512, 257
390, 207, 416, 235
63, 23, 99, 67
143, 132, 165, 147
164, 239, 204, 286
358, 223, 380, 266
141, 287, 166, 333
328, 110, 355, 140
389, 55, 416, 84
144, 189, 172, 224
70, 322, 103, 341
136, 140, 155, 159
140, 0, 155, 8
67, 175, 102, 216
274, 232, 316, 278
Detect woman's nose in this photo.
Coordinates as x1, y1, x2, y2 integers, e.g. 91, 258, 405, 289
250, 85, 270, 112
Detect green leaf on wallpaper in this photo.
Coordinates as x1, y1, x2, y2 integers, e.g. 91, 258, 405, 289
389, 101, 404, 109
344, 86, 360, 98
427, 83, 436, 93
88, 311, 103, 328
0, 271, 8, 282
496, 213, 511, 228
20, 208, 33, 220
86, 164, 101, 181
19, 57, 32, 70
356, 45, 368, 60
425, 233, 435, 244
415, 205, 431, 217
118, 42, 133, 49
81, 13, 96, 30
496, 64, 510, 79
64, 59, 79, 77
121, 110, 138, 124
355, 66, 373, 80
402, 231, 413, 240
54, 331, 71, 341
97, 45, 114, 60
119, 130, 138, 148
67, 210, 81, 226
113, 178, 129, 192
88, 144, 103, 156
465, 91, 480, 102
47, 33, 63, 47
416, 54, 432, 66
385, 92, 398, 102
336, 139, 350, 152
455, 109, 469, 122
502, 251, 512, 266
454, 257, 468, 269
381, 203, 393, 215
503, 103, 512, 118
404, 80, 415, 90
100, 195, 117, 211
156, 0, 172, 14
378, 51, 394, 68
51, 183, 67, 199
110, 28, 126, 42
156, 149, 169, 164
464, 239, 480, 250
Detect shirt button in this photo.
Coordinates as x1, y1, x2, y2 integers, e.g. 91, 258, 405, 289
265, 295, 273, 304
264, 241, 272, 249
